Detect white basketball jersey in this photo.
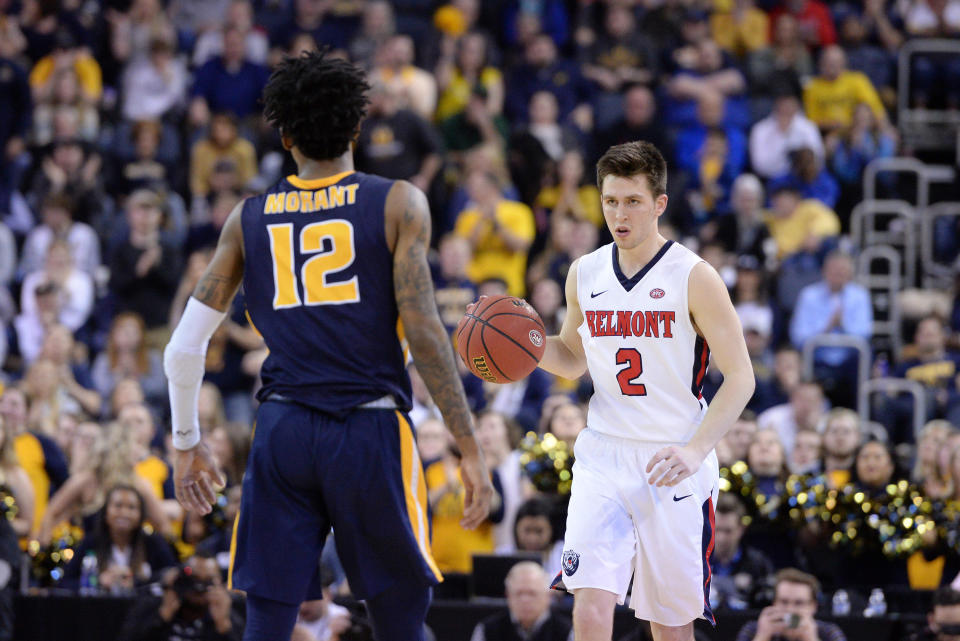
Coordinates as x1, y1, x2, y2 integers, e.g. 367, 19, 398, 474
576, 240, 709, 443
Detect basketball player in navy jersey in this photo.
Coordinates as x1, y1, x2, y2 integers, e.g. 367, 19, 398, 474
163, 51, 493, 641
537, 142, 755, 641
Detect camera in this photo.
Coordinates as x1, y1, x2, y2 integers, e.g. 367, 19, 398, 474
781, 613, 801, 628
171, 566, 213, 597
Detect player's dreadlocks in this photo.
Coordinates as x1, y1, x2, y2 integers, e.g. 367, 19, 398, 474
262, 49, 370, 161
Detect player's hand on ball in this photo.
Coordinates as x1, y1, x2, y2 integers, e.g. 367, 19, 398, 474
645, 444, 703, 487
173, 441, 227, 515
458, 448, 494, 530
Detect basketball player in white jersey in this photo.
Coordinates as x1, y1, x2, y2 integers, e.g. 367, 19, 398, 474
538, 141, 755, 641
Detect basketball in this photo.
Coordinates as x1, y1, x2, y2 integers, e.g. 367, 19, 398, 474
456, 295, 546, 384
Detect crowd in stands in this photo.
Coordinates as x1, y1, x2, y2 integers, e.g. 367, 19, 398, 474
0, 0, 959, 639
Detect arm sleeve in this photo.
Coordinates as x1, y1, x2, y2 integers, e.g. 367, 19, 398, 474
855, 73, 886, 121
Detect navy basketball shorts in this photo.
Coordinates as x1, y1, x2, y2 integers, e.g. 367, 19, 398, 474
228, 401, 443, 604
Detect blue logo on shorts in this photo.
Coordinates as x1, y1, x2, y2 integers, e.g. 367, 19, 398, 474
562, 550, 580, 576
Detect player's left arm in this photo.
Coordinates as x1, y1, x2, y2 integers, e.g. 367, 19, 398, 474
163, 201, 245, 514
647, 261, 755, 487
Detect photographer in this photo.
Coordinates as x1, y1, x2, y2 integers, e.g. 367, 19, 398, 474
119, 556, 243, 641
735, 569, 846, 641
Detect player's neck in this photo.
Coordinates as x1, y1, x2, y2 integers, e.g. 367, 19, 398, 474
293, 150, 354, 182
616, 233, 667, 279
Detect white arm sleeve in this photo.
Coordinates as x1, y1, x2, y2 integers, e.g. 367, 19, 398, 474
164, 297, 227, 450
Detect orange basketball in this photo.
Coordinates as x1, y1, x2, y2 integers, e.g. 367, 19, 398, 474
456, 295, 546, 384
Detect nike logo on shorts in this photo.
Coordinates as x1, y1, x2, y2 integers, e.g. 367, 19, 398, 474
673, 494, 692, 502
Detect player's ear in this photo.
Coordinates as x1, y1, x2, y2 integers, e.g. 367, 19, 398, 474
655, 193, 668, 217
280, 130, 293, 151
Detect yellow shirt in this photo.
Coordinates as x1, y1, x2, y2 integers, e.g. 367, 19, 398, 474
189, 137, 258, 197
436, 67, 502, 122
455, 200, 535, 297
29, 54, 103, 101
425, 461, 493, 573
535, 185, 602, 226
803, 71, 886, 128
134, 455, 172, 500
764, 200, 841, 258
711, 9, 769, 57
14, 433, 50, 534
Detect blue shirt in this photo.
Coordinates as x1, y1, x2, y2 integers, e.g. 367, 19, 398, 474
768, 170, 840, 209
789, 281, 873, 366
191, 57, 270, 119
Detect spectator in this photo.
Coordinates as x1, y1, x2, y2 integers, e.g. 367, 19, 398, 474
348, 0, 396, 69
0, 413, 36, 537
455, 171, 534, 297
768, 0, 838, 49
415, 417, 449, 468
91, 312, 166, 414
439, 84, 510, 157
711, 0, 769, 59
717, 411, 758, 466
431, 234, 477, 334
189, 25, 270, 127
117, 555, 242, 640
909, 587, 960, 641
475, 411, 522, 554
27, 137, 104, 226
107, 0, 176, 69
595, 85, 670, 166
749, 93, 824, 181
710, 493, 774, 611
269, 0, 359, 54
758, 382, 827, 456
665, 39, 748, 130
747, 429, 789, 496
0, 220, 15, 289
544, 402, 585, 452
510, 89, 587, 206
0, 35, 31, 190
108, 189, 182, 334
121, 35, 188, 122
32, 68, 99, 145
435, 31, 504, 122
764, 185, 840, 259
111, 120, 180, 196
839, 14, 896, 106
354, 83, 443, 192
827, 102, 896, 211
504, 33, 588, 124
904, 0, 960, 108
768, 147, 839, 209
189, 112, 257, 199
0, 386, 69, 535
790, 251, 872, 405
896, 316, 960, 423
790, 429, 822, 474
529, 278, 563, 336
21, 239, 95, 336
192, 0, 268, 67
426, 438, 494, 573
369, 35, 437, 121
534, 150, 602, 227
820, 408, 862, 488
37, 324, 102, 419
295, 567, 351, 641
0, 499, 18, 641
734, 568, 846, 641
470, 561, 573, 641
29, 29, 102, 105
206, 422, 249, 488
803, 45, 887, 134
62, 483, 177, 591
20, 192, 100, 277
710, 175, 771, 261
748, 16, 812, 105
913, 420, 954, 496
579, 4, 658, 128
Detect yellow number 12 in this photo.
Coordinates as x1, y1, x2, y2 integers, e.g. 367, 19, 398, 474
267, 220, 360, 309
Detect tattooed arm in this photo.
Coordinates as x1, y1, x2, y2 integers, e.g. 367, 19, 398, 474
163, 202, 243, 515
386, 181, 493, 529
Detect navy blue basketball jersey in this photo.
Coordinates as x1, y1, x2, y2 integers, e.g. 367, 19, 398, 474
240, 170, 412, 414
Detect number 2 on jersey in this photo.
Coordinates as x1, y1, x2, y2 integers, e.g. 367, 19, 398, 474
267, 220, 360, 309
615, 348, 647, 396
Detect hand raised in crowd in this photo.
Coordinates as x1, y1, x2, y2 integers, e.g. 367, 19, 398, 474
207, 584, 234, 633
753, 605, 789, 641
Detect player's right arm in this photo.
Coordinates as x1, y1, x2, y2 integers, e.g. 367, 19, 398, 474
538, 258, 587, 379
386, 180, 493, 530
163, 202, 245, 515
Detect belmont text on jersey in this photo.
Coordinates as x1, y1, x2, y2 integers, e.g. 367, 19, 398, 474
584, 310, 677, 339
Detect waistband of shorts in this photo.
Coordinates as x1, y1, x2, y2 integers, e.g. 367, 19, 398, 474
582, 426, 687, 449
265, 392, 398, 411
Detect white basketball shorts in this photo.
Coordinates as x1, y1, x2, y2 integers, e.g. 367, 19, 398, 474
558, 427, 719, 627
